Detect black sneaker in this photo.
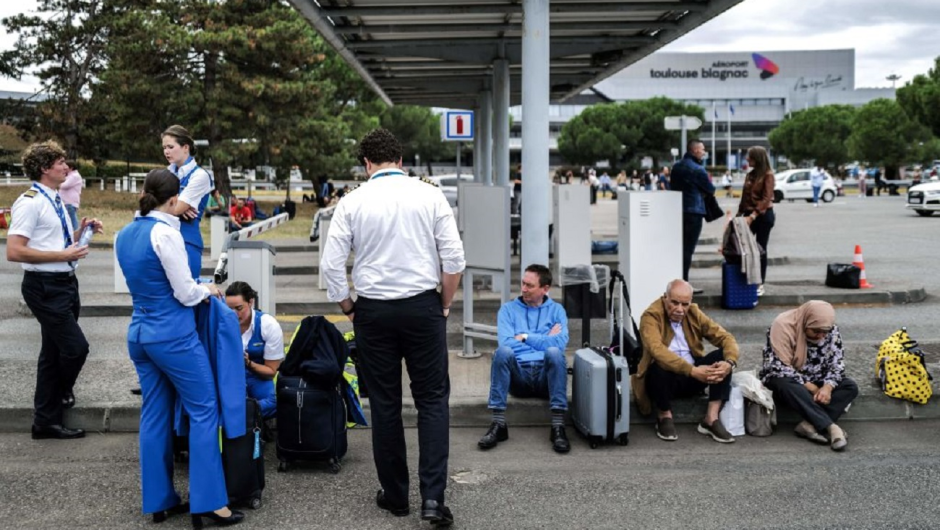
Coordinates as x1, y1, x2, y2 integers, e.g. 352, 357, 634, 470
550, 425, 570, 454
656, 417, 678, 441
697, 418, 736, 443
478, 422, 508, 450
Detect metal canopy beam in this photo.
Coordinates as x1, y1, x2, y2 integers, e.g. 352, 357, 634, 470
346, 36, 655, 50
322, 3, 708, 18
334, 21, 679, 35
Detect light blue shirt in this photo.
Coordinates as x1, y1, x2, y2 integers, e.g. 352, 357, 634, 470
669, 322, 696, 365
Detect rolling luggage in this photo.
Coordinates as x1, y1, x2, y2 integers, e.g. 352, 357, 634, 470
721, 262, 758, 310
221, 398, 265, 509
275, 375, 347, 473
571, 347, 630, 448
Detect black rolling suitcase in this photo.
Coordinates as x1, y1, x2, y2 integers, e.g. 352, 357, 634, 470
275, 375, 348, 473
221, 398, 266, 510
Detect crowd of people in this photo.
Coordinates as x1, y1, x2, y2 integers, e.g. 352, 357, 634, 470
7, 127, 863, 529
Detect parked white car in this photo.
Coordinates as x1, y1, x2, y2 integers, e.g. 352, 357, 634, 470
425, 174, 475, 207
773, 169, 838, 203
906, 178, 940, 217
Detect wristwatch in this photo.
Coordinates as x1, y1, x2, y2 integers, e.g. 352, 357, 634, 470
521, 333, 528, 342
724, 359, 737, 369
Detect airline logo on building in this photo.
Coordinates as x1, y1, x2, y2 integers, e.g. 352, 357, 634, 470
752, 53, 780, 80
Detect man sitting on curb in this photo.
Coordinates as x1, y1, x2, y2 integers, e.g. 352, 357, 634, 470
635, 279, 740, 443
479, 264, 571, 454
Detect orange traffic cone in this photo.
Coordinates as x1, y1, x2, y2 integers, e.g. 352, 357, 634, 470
853, 245, 873, 289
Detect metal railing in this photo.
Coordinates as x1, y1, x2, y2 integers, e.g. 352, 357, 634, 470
213, 212, 289, 283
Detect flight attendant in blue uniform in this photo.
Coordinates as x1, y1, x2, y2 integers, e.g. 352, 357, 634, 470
116, 169, 244, 528
224, 281, 284, 419
162, 125, 214, 279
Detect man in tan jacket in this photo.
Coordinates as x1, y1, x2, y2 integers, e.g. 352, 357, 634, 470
635, 279, 740, 443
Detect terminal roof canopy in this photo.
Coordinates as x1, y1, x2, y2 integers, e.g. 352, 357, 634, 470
289, 0, 745, 108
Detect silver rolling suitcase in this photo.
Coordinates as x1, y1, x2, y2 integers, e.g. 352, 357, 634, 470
571, 347, 630, 448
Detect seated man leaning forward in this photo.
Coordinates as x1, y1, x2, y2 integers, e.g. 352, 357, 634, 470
760, 301, 858, 452
479, 264, 571, 454
636, 279, 740, 443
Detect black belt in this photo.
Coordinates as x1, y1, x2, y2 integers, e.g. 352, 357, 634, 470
25, 270, 75, 278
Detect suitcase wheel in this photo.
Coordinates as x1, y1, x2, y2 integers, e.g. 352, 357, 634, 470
277, 460, 290, 473
589, 440, 599, 449
248, 497, 263, 510
617, 433, 629, 446
329, 458, 342, 474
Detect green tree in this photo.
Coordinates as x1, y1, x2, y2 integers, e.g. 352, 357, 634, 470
558, 103, 629, 166
768, 105, 856, 168
847, 99, 929, 178
558, 98, 704, 167
897, 56, 940, 137
1, 0, 118, 157
380, 105, 449, 172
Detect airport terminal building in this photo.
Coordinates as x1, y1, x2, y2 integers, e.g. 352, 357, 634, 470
509, 49, 895, 166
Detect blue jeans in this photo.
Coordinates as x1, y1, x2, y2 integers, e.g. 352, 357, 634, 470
65, 204, 79, 233
812, 185, 821, 204
487, 346, 568, 412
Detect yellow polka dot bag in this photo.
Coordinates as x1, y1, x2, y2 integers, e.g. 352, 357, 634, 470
876, 329, 933, 404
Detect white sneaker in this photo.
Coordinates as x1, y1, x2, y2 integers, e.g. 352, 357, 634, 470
757, 284, 765, 297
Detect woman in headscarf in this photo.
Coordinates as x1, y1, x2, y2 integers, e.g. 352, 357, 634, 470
760, 301, 858, 451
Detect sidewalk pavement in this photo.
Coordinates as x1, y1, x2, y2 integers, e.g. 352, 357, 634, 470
1, 340, 937, 433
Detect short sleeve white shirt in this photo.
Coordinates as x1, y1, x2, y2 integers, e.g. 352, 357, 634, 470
8, 182, 75, 272
171, 158, 214, 209
240, 312, 285, 361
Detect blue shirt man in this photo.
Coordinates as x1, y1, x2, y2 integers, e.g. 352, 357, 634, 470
479, 264, 571, 454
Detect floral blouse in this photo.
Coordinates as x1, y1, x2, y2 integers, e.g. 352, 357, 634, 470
759, 325, 846, 388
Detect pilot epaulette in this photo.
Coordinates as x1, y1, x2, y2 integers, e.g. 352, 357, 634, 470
22, 189, 38, 198
419, 177, 439, 187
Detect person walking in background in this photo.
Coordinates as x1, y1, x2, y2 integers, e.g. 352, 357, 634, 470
810, 165, 826, 207
6, 141, 103, 440
599, 171, 612, 197
670, 140, 714, 291
60, 160, 83, 230
162, 125, 214, 279
721, 171, 734, 198
658, 166, 670, 190
321, 128, 465, 527
116, 170, 243, 527
737, 146, 776, 297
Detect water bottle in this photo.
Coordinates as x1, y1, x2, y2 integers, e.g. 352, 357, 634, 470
78, 225, 94, 246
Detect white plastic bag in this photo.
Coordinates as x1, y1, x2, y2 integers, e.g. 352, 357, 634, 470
731, 370, 774, 410
719, 385, 745, 436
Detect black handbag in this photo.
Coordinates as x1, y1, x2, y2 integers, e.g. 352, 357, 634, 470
704, 193, 724, 223
608, 271, 642, 374
825, 263, 861, 289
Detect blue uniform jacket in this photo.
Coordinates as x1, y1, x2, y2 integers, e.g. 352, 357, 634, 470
670, 153, 715, 215
175, 297, 247, 439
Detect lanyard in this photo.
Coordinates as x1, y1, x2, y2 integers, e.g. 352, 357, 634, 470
32, 184, 73, 248
370, 169, 405, 180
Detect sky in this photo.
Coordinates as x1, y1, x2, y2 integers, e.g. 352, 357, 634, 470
0, 0, 936, 93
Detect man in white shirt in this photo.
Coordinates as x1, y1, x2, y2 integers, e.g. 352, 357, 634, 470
6, 141, 102, 440
321, 128, 465, 527
810, 165, 827, 207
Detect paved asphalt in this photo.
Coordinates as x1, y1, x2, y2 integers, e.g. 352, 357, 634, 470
2, 421, 940, 529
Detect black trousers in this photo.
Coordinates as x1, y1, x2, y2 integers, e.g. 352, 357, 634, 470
353, 289, 449, 507
681, 213, 704, 281
21, 272, 89, 427
764, 376, 858, 432
645, 350, 731, 413
749, 208, 775, 282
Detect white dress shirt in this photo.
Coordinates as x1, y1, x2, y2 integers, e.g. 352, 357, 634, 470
240, 312, 285, 361
146, 211, 210, 306
170, 158, 213, 209
8, 182, 75, 272
321, 170, 466, 302
669, 321, 696, 366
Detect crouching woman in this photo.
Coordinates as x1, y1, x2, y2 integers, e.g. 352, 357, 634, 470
759, 301, 858, 451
